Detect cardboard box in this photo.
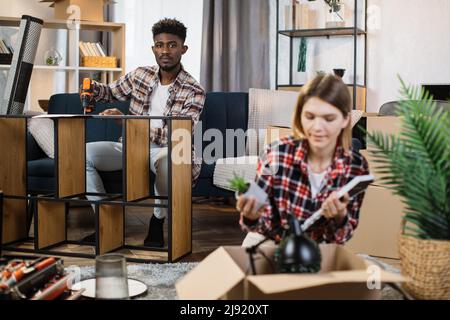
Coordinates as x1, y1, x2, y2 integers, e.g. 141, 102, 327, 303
264, 125, 294, 146
176, 244, 405, 300
346, 185, 404, 259
366, 116, 401, 136
40, 0, 106, 22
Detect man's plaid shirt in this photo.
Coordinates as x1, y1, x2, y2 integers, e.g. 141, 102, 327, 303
92, 65, 205, 181
241, 136, 370, 244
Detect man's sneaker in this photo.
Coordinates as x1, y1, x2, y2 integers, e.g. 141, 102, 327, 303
144, 215, 165, 248
81, 232, 96, 243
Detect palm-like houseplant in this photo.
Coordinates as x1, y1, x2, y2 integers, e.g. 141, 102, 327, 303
367, 77, 449, 299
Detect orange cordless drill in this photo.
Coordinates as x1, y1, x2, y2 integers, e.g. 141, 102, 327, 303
80, 78, 94, 114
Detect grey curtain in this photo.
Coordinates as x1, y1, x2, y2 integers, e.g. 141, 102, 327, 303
201, 0, 270, 92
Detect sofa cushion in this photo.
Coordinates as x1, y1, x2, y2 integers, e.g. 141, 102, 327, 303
213, 156, 259, 192
28, 117, 55, 158
196, 92, 249, 165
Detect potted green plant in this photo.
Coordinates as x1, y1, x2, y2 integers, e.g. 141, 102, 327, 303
228, 173, 268, 211
367, 77, 449, 299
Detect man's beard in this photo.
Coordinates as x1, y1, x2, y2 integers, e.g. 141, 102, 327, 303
159, 60, 181, 72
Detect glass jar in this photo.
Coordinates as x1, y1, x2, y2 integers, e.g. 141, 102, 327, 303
44, 47, 63, 66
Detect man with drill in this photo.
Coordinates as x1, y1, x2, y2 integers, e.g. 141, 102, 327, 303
82, 18, 205, 248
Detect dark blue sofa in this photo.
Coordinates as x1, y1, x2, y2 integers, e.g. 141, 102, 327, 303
27, 92, 249, 197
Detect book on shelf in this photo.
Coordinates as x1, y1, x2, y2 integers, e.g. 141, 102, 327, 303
0, 39, 12, 54
95, 42, 106, 57
79, 41, 107, 57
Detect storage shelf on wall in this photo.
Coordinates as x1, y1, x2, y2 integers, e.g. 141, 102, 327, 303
0, 16, 125, 110
275, 0, 367, 111
279, 27, 366, 38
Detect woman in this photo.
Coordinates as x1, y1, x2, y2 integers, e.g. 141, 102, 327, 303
237, 74, 369, 244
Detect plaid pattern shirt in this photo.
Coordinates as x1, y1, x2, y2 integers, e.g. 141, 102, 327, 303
92, 65, 205, 181
241, 136, 370, 244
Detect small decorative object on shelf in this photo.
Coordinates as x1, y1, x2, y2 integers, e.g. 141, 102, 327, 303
44, 47, 62, 66
333, 68, 345, 78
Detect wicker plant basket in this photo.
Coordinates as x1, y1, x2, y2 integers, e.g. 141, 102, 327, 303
81, 56, 117, 68
398, 220, 450, 300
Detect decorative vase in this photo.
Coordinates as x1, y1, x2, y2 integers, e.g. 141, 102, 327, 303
333, 68, 345, 78
44, 47, 62, 66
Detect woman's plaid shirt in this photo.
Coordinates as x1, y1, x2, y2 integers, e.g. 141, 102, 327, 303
241, 136, 370, 244
92, 65, 205, 180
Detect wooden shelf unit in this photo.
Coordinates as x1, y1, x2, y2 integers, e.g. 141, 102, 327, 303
0, 115, 193, 263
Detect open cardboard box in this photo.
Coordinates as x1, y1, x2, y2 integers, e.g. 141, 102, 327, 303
176, 244, 406, 300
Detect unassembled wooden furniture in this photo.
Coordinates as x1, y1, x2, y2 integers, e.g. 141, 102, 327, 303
0, 115, 192, 262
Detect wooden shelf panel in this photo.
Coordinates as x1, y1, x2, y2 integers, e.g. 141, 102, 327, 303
57, 118, 86, 198
0, 16, 124, 31
171, 119, 192, 261
279, 27, 366, 38
125, 119, 150, 201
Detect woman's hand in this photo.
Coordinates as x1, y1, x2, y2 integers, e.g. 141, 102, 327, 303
99, 108, 123, 116
321, 191, 350, 223
236, 195, 262, 221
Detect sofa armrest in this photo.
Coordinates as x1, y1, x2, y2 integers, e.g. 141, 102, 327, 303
27, 131, 47, 160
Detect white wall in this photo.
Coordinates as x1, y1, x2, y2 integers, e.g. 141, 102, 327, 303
113, 0, 204, 82
366, 0, 450, 112
271, 0, 450, 112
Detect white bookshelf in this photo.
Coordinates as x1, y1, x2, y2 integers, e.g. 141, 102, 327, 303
0, 16, 125, 111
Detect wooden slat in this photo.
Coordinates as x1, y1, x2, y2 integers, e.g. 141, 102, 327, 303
171, 119, 192, 260
125, 119, 150, 201
111, 24, 126, 77
2, 199, 27, 243
99, 204, 124, 254
37, 201, 66, 249
0, 118, 27, 243
0, 118, 26, 195
57, 118, 85, 198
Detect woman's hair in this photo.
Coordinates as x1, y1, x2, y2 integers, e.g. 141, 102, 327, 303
292, 74, 352, 150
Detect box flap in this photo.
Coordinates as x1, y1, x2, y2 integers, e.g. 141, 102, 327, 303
247, 269, 406, 294
176, 247, 246, 300
246, 245, 406, 294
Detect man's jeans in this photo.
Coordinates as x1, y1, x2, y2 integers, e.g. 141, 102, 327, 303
86, 141, 168, 219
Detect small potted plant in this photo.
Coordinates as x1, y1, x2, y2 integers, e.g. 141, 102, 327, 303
228, 173, 268, 211
367, 77, 449, 299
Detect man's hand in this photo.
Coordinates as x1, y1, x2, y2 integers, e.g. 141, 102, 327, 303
321, 191, 349, 224
99, 108, 123, 116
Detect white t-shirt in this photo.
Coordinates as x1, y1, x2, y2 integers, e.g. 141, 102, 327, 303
148, 83, 171, 128
308, 167, 326, 199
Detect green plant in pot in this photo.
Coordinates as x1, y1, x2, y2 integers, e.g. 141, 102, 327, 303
367, 77, 449, 299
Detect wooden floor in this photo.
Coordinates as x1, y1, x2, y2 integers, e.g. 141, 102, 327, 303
3, 197, 400, 270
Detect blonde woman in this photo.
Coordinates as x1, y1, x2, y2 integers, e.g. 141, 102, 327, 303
237, 74, 369, 244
